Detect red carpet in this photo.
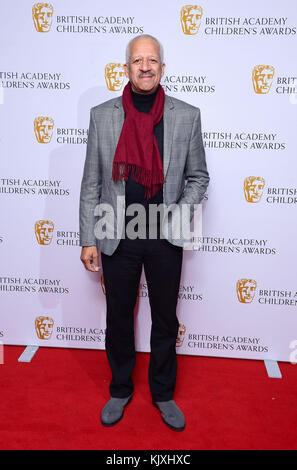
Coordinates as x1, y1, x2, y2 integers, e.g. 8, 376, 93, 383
0, 345, 297, 450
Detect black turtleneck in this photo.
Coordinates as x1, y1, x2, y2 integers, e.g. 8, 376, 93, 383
125, 89, 164, 230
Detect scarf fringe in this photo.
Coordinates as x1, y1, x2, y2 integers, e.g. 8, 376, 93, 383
112, 162, 164, 199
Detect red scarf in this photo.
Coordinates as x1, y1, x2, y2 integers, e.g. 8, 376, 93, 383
112, 82, 165, 199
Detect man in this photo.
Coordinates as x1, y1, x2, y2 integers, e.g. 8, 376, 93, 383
80, 34, 209, 431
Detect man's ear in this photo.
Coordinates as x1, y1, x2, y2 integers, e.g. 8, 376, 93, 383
124, 64, 129, 78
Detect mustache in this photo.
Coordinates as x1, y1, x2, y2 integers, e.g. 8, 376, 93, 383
137, 71, 156, 78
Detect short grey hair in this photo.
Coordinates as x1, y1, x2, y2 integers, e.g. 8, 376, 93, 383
125, 34, 164, 65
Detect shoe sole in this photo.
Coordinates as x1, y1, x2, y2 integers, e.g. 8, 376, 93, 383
101, 395, 132, 427
153, 402, 186, 432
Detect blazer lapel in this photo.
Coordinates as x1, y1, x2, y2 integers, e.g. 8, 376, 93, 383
112, 97, 124, 151
111, 97, 125, 192
163, 95, 175, 179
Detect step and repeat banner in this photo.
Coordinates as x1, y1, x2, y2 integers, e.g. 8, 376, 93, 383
0, 0, 296, 362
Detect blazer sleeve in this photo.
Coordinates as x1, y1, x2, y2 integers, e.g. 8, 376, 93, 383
79, 108, 102, 247
177, 107, 210, 216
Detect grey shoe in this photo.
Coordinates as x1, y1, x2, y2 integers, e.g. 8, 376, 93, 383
153, 400, 186, 431
101, 395, 132, 427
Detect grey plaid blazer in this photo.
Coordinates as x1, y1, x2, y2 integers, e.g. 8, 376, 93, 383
79, 94, 209, 255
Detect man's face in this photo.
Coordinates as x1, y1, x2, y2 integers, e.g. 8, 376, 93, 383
124, 38, 165, 94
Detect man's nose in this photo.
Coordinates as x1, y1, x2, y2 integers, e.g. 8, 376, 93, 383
140, 60, 151, 71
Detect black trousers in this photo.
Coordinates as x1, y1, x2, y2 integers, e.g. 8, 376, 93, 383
101, 236, 183, 402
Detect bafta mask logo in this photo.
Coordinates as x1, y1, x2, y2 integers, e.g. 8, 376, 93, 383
34, 116, 54, 143
35, 220, 54, 245
176, 324, 186, 347
35, 316, 54, 340
105, 63, 125, 91
180, 5, 203, 35
244, 176, 266, 203
236, 279, 257, 304
252, 65, 275, 94
32, 3, 54, 33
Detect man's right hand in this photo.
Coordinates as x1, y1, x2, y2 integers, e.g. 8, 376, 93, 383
80, 246, 100, 272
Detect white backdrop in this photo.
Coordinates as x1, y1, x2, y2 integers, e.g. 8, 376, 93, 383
0, 0, 297, 361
